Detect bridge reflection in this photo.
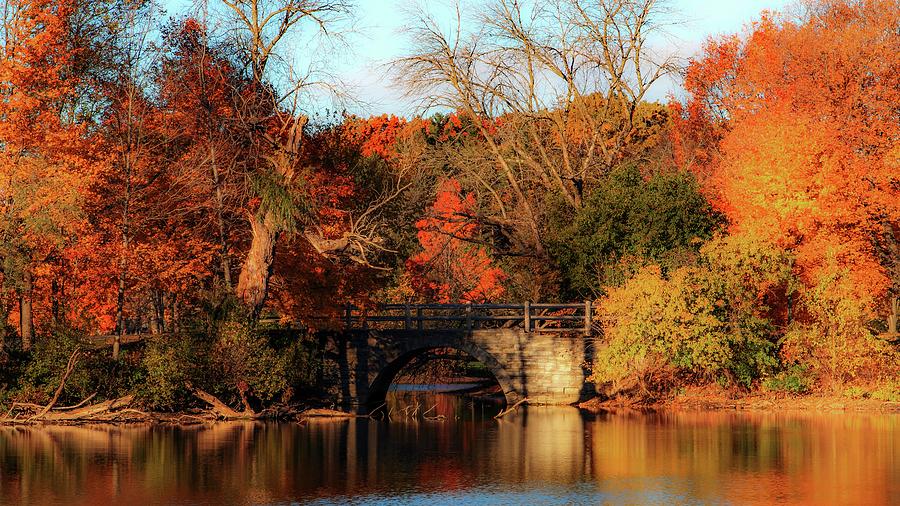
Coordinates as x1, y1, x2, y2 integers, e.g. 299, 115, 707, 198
0, 404, 897, 505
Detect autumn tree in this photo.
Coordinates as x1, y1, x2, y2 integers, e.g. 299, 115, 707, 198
215, 0, 352, 318
673, 0, 900, 386
408, 179, 506, 303
270, 115, 427, 323
157, 18, 246, 292
0, 0, 86, 349
89, 1, 171, 357
676, 0, 899, 305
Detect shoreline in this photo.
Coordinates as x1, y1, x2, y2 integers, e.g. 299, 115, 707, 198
3, 388, 898, 427
577, 391, 900, 414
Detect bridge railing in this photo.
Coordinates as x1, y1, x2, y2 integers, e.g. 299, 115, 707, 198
342, 301, 593, 335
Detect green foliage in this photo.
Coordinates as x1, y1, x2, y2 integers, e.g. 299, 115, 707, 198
136, 323, 324, 411
250, 167, 309, 234
18, 330, 87, 403
11, 328, 139, 406
138, 334, 203, 410
781, 266, 897, 389
870, 382, 900, 402
281, 339, 323, 394
592, 235, 793, 396
209, 321, 287, 403
549, 165, 722, 297
763, 365, 812, 394
842, 386, 867, 399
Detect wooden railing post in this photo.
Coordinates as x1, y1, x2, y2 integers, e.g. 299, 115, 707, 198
584, 300, 592, 335
524, 301, 531, 333
417, 307, 423, 331
466, 303, 473, 332
404, 303, 412, 330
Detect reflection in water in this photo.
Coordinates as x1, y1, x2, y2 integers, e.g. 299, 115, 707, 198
0, 393, 897, 505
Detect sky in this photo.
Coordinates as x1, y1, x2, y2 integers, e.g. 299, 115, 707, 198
161, 0, 793, 116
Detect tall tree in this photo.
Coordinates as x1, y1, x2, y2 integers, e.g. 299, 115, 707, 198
0, 0, 85, 349
218, 0, 352, 318
94, 0, 166, 357
158, 18, 245, 291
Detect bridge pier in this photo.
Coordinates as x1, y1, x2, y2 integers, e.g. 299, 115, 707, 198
326, 328, 594, 412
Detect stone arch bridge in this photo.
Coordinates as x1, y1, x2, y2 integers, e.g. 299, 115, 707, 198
325, 302, 598, 412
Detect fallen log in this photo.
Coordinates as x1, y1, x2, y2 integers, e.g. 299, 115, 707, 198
41, 396, 136, 421
298, 408, 358, 418
2, 395, 139, 424
188, 385, 257, 420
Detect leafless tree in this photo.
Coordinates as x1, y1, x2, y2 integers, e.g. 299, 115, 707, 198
395, 0, 678, 258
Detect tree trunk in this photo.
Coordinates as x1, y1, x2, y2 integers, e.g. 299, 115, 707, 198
149, 290, 164, 334
148, 293, 159, 334
113, 243, 128, 360
0, 298, 7, 351
51, 277, 60, 325
211, 145, 232, 289
236, 210, 279, 320
19, 268, 33, 351
169, 295, 179, 333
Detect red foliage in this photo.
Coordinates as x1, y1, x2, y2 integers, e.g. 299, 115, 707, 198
407, 179, 506, 303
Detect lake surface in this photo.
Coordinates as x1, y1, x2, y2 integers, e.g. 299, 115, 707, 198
0, 391, 897, 505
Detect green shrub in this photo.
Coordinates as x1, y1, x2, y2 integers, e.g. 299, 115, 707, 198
138, 334, 204, 410
549, 165, 723, 297
282, 339, 322, 393
592, 235, 793, 396
9, 328, 139, 406
781, 266, 897, 389
209, 321, 287, 403
870, 382, 900, 402
842, 386, 867, 399
762, 365, 812, 394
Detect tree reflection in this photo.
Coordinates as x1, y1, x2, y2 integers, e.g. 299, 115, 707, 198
0, 405, 897, 505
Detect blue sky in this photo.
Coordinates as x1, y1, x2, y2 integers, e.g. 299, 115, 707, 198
161, 0, 792, 115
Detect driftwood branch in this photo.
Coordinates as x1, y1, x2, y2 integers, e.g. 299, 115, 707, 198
2, 395, 140, 424
494, 397, 528, 419
29, 348, 81, 420
55, 393, 98, 411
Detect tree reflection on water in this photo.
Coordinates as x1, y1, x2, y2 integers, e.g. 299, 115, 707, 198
0, 396, 897, 505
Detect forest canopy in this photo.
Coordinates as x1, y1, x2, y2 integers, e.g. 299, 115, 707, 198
0, 0, 897, 413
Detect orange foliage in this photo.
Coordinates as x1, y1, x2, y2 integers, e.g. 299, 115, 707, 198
342, 114, 410, 160
674, 0, 900, 301
0, 0, 93, 332
407, 179, 506, 303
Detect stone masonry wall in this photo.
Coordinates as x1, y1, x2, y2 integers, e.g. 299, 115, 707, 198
327, 328, 593, 411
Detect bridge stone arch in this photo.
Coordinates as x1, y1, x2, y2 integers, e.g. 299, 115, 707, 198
365, 335, 522, 410
332, 328, 593, 413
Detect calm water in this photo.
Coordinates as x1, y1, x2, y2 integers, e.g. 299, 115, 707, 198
0, 391, 897, 505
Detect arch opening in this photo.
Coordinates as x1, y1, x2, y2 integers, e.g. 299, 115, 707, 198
366, 345, 511, 416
